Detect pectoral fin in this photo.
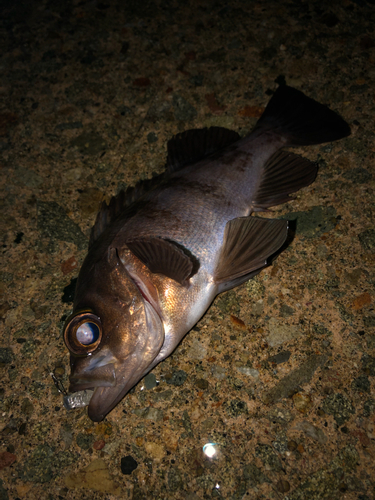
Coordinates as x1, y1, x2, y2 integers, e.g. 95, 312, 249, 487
126, 238, 197, 286
214, 217, 288, 285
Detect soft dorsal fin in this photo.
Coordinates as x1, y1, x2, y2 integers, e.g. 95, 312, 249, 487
89, 174, 164, 248
126, 237, 198, 286
250, 150, 318, 211
214, 216, 288, 284
166, 126, 241, 172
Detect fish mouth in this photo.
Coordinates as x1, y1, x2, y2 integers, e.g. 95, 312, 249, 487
66, 382, 135, 422
63, 385, 120, 422
87, 385, 124, 422
68, 362, 117, 392
66, 288, 165, 421
67, 362, 122, 421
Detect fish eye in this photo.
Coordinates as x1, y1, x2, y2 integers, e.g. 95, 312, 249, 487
76, 322, 100, 345
63, 310, 102, 356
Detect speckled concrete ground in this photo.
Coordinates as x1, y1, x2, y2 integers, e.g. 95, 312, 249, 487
1, 1, 375, 499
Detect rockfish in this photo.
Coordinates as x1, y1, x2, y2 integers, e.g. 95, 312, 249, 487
63, 85, 350, 421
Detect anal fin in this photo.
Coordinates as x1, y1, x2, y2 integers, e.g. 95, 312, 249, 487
214, 217, 288, 285
252, 151, 318, 210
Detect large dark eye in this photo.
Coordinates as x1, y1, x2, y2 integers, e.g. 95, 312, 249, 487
64, 310, 102, 356
76, 322, 100, 345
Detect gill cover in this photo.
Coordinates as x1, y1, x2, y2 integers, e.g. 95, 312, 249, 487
64, 246, 165, 421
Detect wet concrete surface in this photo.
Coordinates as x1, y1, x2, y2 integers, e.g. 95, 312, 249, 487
1, 0, 375, 499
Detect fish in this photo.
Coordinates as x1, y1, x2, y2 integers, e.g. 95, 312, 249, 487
63, 85, 350, 422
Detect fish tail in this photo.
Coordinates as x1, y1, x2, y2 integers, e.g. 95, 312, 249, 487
255, 85, 350, 145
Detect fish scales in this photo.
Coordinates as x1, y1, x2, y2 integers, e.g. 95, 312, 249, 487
63, 85, 350, 421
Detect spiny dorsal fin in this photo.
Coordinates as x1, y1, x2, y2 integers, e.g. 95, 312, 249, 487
126, 237, 198, 286
89, 127, 241, 248
214, 216, 288, 284
251, 151, 318, 210
89, 174, 164, 248
166, 126, 241, 172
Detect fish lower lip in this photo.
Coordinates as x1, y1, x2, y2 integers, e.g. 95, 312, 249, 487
69, 381, 95, 392
69, 378, 116, 392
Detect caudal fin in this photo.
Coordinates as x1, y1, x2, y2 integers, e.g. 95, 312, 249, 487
255, 85, 351, 145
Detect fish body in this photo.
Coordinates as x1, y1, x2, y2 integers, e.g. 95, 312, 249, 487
64, 86, 350, 421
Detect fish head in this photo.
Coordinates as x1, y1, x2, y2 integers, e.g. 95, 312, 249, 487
63, 247, 164, 421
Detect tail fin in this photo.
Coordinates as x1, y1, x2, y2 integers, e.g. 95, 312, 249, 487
255, 85, 351, 145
